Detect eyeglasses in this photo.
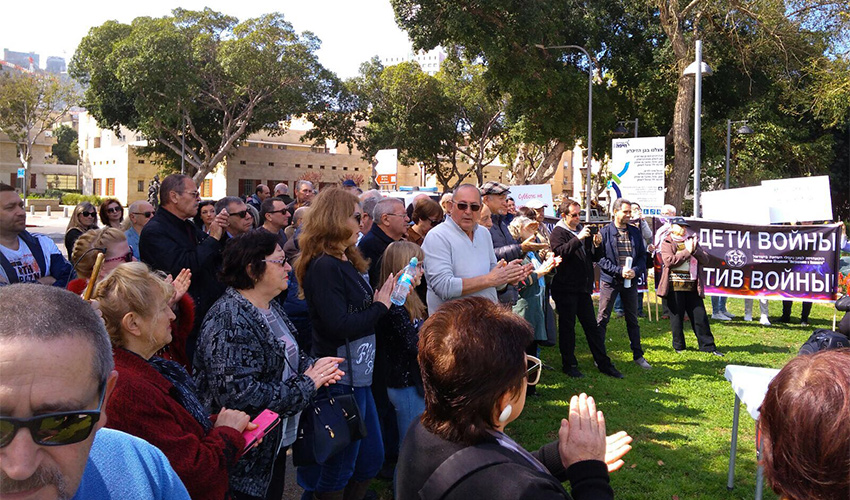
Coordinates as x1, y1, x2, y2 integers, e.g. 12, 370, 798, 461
104, 250, 134, 263
229, 210, 251, 219
132, 211, 154, 218
526, 355, 542, 386
566, 212, 580, 218
181, 191, 201, 198
80, 211, 96, 217
428, 218, 442, 226
263, 258, 287, 266
454, 202, 482, 212
386, 213, 407, 218
352, 213, 362, 224
106, 206, 122, 214
0, 381, 106, 448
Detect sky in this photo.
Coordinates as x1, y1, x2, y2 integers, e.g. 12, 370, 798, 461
1, 0, 413, 79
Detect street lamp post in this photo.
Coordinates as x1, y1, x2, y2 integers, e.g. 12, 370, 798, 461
614, 118, 639, 137
683, 40, 713, 218
535, 44, 594, 222
724, 119, 753, 189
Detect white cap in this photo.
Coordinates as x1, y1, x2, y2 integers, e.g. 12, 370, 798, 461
525, 200, 547, 209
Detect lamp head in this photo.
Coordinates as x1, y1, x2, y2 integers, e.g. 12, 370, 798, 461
683, 61, 713, 76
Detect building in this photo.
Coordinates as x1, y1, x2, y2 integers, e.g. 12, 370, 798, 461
0, 129, 78, 194
3, 49, 38, 71
45, 56, 66, 74
381, 47, 447, 76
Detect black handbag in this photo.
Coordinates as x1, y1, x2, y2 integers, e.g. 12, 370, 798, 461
292, 339, 367, 466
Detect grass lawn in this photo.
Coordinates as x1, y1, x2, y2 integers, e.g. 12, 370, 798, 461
506, 297, 837, 500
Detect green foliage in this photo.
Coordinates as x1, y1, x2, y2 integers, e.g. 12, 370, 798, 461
70, 8, 334, 184
51, 124, 79, 165
61, 193, 103, 206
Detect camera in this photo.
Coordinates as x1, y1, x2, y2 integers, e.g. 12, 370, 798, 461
589, 225, 598, 235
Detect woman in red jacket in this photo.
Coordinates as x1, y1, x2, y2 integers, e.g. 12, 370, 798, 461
94, 262, 255, 499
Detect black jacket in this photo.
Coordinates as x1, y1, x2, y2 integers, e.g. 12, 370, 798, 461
489, 213, 523, 304
397, 420, 613, 500
139, 207, 226, 327
597, 222, 647, 285
358, 224, 396, 287
549, 222, 602, 295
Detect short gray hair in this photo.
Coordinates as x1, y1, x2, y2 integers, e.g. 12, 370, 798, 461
273, 183, 289, 196
214, 196, 244, 214
293, 206, 310, 226
661, 204, 677, 216
373, 198, 403, 223
612, 198, 631, 213
295, 180, 314, 192
361, 196, 381, 220
0, 284, 114, 383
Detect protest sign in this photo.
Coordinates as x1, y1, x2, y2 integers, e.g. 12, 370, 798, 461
701, 186, 771, 224
508, 184, 556, 217
684, 220, 841, 302
761, 175, 832, 223
609, 136, 666, 215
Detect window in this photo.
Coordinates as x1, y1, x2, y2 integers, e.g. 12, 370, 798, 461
332, 166, 337, 170
30, 174, 36, 189
343, 167, 348, 171
308, 164, 313, 169
277, 145, 287, 150
93, 178, 102, 195
354, 168, 360, 172
137, 180, 144, 192
138, 159, 145, 164
319, 165, 325, 170
240, 160, 246, 165
201, 179, 213, 198
269, 162, 275, 167
105, 178, 115, 196
45, 174, 76, 190
238, 179, 261, 198
295, 164, 301, 168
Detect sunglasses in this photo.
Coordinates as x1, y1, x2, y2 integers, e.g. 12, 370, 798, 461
566, 212, 580, 218
229, 210, 251, 219
526, 355, 542, 386
132, 211, 154, 218
454, 202, 482, 212
428, 218, 442, 226
104, 250, 134, 263
0, 381, 106, 448
352, 213, 362, 224
266, 209, 288, 215
80, 211, 96, 217
106, 206, 123, 214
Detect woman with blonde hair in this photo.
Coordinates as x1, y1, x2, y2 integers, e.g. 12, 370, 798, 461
94, 262, 252, 500
64, 201, 98, 255
295, 187, 402, 500
69, 227, 194, 368
375, 241, 426, 450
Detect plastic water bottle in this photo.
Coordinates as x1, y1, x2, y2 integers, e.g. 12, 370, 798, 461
623, 256, 633, 288
390, 257, 418, 306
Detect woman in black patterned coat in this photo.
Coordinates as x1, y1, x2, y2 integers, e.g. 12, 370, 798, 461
194, 230, 345, 500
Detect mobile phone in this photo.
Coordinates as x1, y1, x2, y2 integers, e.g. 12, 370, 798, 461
242, 409, 281, 452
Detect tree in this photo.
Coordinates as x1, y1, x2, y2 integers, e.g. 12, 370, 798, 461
70, 8, 334, 185
0, 71, 77, 198
51, 124, 79, 165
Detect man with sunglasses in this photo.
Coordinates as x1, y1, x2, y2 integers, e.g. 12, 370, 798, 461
422, 184, 532, 313
550, 201, 624, 379
0, 284, 190, 499
124, 200, 155, 260
0, 183, 72, 288
214, 196, 255, 239
259, 196, 291, 247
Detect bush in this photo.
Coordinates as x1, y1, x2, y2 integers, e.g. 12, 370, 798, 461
62, 193, 103, 206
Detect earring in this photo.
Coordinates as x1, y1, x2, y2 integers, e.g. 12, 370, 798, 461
498, 404, 512, 423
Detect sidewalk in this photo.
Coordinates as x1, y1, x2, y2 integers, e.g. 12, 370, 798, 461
26, 213, 72, 257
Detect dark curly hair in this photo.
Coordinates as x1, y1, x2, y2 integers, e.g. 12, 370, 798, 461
219, 229, 280, 290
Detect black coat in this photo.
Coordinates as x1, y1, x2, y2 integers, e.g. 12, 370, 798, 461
397, 420, 613, 500
358, 224, 396, 288
549, 223, 602, 295
488, 213, 523, 304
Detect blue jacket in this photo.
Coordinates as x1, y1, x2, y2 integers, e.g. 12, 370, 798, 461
597, 222, 646, 285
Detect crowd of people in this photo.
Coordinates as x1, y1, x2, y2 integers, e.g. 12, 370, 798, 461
1, 177, 849, 500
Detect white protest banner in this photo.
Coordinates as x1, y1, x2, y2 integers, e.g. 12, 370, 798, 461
609, 136, 666, 215
701, 186, 771, 224
508, 184, 556, 217
761, 175, 832, 223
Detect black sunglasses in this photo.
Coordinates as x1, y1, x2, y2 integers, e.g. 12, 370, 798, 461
106, 206, 123, 214
80, 211, 96, 217
353, 213, 362, 223
229, 210, 251, 219
454, 202, 482, 212
428, 218, 442, 226
0, 381, 106, 448
104, 250, 134, 263
132, 211, 154, 218
266, 209, 288, 215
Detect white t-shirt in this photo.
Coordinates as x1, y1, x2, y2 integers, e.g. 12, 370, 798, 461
0, 235, 60, 285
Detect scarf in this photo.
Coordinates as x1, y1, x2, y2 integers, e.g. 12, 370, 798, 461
148, 356, 214, 432
670, 233, 698, 280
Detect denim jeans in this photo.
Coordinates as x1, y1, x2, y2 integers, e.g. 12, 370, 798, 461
296, 384, 384, 493
710, 296, 728, 315
386, 386, 425, 447
597, 280, 644, 360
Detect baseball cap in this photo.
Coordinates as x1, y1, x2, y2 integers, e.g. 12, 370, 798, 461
525, 200, 547, 209
669, 216, 690, 226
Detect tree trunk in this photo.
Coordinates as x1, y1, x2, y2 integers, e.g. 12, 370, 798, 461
668, 76, 694, 211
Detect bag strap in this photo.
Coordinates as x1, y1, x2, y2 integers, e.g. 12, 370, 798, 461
419, 444, 510, 500
0, 232, 46, 283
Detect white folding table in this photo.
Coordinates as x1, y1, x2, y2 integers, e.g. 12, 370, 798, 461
724, 364, 780, 500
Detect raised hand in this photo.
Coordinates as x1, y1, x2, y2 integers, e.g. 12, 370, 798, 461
374, 273, 395, 308
604, 431, 633, 472
208, 208, 229, 240
165, 268, 192, 307
558, 393, 607, 470
520, 235, 548, 253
